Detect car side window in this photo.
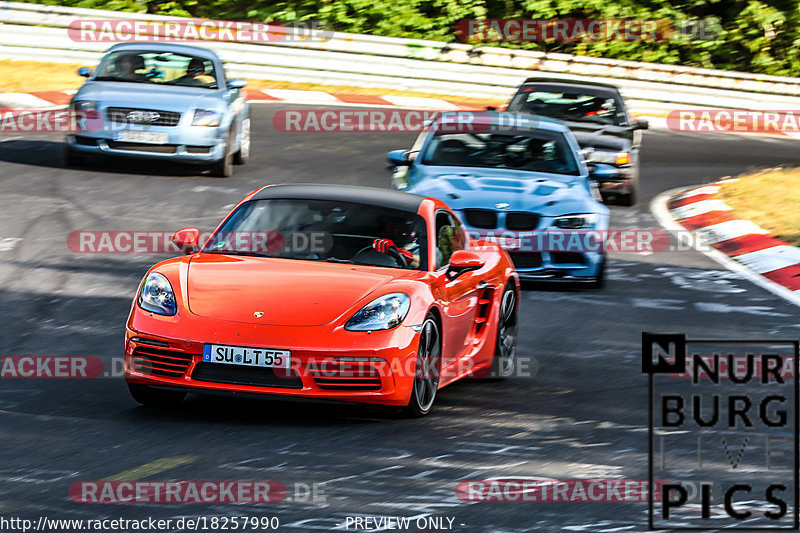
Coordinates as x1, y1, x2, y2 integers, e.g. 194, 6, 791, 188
435, 211, 466, 269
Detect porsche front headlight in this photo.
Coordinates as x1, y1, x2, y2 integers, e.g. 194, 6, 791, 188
137, 272, 177, 316
553, 214, 598, 229
345, 293, 411, 332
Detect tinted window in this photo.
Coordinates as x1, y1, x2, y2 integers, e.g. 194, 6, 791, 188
95, 51, 218, 89
421, 129, 580, 176
435, 211, 466, 268
510, 87, 626, 125
203, 199, 427, 270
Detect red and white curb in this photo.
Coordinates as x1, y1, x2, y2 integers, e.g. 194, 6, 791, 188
652, 184, 800, 307
0, 89, 493, 111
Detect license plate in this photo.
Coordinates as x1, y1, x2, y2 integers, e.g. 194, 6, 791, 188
203, 344, 291, 369
114, 130, 169, 144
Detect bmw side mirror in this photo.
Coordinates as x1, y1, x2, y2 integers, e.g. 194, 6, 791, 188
77, 67, 91, 78
387, 150, 411, 166
228, 78, 247, 90
633, 119, 649, 130
172, 228, 200, 254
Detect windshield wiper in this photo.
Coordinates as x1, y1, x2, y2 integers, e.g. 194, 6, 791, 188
322, 257, 355, 264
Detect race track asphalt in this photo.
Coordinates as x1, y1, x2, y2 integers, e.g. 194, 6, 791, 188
1, 104, 799, 532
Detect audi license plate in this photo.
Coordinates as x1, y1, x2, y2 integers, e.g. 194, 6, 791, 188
114, 130, 168, 144
203, 344, 291, 369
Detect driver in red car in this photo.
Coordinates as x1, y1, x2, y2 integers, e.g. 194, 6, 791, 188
372, 217, 422, 268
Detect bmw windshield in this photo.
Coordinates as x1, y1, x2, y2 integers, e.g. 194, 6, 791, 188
420, 129, 581, 176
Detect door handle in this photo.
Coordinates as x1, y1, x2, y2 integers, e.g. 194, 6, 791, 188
477, 280, 489, 289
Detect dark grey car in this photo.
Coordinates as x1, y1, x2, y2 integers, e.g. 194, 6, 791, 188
505, 77, 648, 206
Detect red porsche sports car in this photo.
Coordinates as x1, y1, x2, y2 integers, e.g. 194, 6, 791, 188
125, 184, 519, 416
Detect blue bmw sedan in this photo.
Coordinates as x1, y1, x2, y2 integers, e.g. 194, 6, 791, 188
387, 112, 611, 286
66, 43, 250, 177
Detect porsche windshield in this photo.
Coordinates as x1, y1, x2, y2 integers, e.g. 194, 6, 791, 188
202, 198, 428, 270
420, 129, 580, 175
94, 51, 219, 89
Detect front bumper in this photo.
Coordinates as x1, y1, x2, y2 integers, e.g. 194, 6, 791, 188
123, 315, 420, 407
67, 122, 227, 163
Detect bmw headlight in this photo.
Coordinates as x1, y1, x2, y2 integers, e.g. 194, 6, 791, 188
345, 293, 411, 332
192, 109, 222, 127
73, 100, 98, 119
553, 214, 598, 229
137, 273, 177, 316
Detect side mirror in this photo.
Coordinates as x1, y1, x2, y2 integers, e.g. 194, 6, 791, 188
633, 119, 648, 130
446, 250, 485, 281
227, 78, 247, 90
77, 67, 91, 78
387, 149, 411, 166
172, 228, 200, 254
589, 163, 621, 180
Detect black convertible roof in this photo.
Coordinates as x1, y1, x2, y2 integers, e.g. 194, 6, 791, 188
251, 184, 426, 213
521, 77, 622, 96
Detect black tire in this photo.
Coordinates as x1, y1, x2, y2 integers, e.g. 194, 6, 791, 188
211, 134, 234, 177
618, 189, 636, 206
490, 284, 518, 378
404, 315, 441, 417
128, 383, 186, 408
64, 145, 86, 167
588, 255, 607, 289
233, 117, 250, 165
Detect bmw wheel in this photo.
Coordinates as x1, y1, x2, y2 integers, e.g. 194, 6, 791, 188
405, 315, 441, 417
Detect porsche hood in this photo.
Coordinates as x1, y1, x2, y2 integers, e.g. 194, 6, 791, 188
183, 255, 417, 327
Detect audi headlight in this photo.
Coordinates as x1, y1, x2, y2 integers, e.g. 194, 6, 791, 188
553, 214, 598, 229
345, 293, 411, 332
73, 100, 98, 119
137, 273, 177, 316
192, 109, 221, 127
589, 150, 630, 166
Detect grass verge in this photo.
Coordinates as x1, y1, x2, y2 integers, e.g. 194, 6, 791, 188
717, 168, 800, 246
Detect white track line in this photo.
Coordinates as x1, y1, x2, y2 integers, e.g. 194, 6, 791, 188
651, 187, 800, 308
669, 199, 731, 220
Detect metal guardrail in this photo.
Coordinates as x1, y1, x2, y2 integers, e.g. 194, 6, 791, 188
2, 1, 800, 111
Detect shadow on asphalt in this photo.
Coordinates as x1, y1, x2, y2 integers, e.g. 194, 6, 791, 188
0, 139, 222, 178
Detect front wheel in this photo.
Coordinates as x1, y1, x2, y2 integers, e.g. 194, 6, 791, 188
128, 383, 186, 408
233, 117, 250, 165
404, 316, 441, 417
588, 255, 607, 289
490, 284, 518, 378
211, 135, 234, 177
